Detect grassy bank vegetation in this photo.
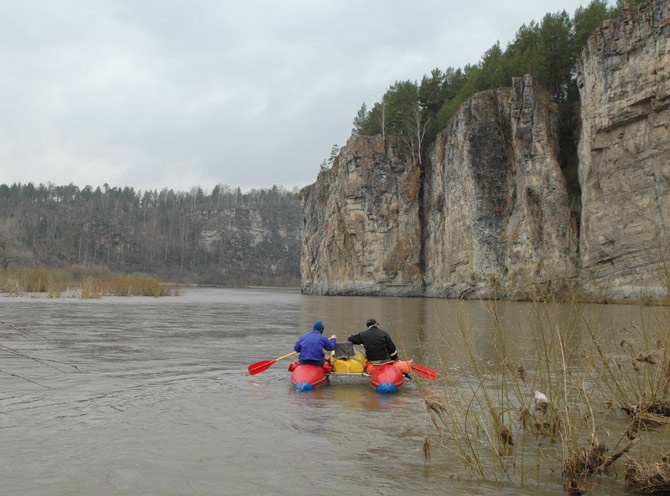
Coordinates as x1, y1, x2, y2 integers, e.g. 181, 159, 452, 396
0, 266, 179, 298
418, 296, 670, 495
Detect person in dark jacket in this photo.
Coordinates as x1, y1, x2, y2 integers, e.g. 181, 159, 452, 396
294, 320, 336, 366
347, 318, 399, 364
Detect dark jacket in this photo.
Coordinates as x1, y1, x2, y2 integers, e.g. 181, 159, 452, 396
347, 325, 398, 363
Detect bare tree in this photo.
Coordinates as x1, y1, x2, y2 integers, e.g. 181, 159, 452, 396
0, 218, 26, 268
404, 103, 429, 166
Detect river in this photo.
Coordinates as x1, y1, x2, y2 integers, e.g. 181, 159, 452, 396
1, 287, 665, 495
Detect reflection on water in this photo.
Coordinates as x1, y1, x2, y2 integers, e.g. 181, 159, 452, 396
0, 288, 665, 495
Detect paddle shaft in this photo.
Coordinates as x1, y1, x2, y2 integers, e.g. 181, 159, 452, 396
273, 351, 299, 362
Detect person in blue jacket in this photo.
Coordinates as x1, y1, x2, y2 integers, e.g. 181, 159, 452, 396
294, 320, 336, 366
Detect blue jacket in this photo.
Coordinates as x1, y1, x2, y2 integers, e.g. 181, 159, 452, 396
294, 330, 336, 362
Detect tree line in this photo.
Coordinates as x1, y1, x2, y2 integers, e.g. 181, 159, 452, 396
0, 182, 302, 287
350, 0, 641, 163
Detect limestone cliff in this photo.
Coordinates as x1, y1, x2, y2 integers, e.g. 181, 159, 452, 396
422, 76, 577, 298
577, 0, 670, 299
301, 1, 669, 300
300, 137, 423, 296
301, 76, 576, 298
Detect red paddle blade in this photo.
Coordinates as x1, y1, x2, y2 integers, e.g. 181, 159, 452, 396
411, 364, 438, 381
248, 359, 276, 375
248, 351, 298, 375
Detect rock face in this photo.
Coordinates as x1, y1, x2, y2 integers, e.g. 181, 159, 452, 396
577, 0, 670, 299
301, 76, 577, 298
301, 2, 669, 300
423, 76, 577, 298
300, 137, 423, 296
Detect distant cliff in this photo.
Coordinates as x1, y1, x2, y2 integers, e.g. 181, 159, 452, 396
301, 1, 669, 300
0, 185, 301, 287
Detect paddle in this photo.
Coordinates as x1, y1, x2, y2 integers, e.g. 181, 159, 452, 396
411, 363, 438, 381
248, 351, 298, 375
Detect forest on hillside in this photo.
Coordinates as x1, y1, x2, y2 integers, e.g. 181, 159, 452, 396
347, 0, 643, 216
0, 183, 302, 287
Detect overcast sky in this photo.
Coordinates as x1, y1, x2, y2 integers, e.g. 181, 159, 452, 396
0, 0, 590, 193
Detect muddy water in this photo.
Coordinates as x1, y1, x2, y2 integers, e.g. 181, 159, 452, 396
0, 287, 656, 495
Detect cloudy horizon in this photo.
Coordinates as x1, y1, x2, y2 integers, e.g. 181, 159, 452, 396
1, 0, 590, 193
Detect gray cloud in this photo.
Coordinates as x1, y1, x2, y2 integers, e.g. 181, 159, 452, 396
0, 0, 588, 192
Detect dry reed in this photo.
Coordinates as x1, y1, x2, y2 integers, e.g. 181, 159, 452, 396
0, 265, 178, 298
419, 294, 670, 494
626, 458, 670, 494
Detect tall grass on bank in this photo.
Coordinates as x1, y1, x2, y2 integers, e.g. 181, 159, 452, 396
0, 266, 179, 298
418, 296, 670, 494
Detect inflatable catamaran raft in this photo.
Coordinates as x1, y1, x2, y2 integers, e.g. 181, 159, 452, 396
248, 343, 437, 393
289, 343, 412, 393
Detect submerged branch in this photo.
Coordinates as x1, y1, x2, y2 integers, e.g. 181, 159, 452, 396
596, 438, 639, 474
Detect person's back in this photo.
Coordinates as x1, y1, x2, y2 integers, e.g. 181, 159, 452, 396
294, 320, 336, 366
347, 318, 398, 364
